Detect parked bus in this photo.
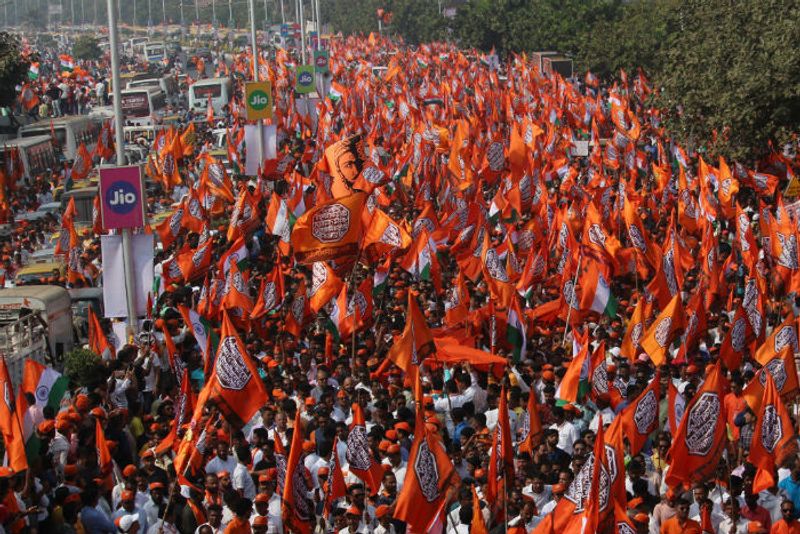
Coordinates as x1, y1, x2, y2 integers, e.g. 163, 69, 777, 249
0, 135, 57, 182
118, 87, 168, 127
18, 116, 99, 161
143, 42, 166, 63
128, 37, 149, 58
189, 77, 233, 116
60, 186, 97, 226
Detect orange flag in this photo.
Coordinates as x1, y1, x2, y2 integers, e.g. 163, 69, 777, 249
665, 362, 727, 487
95, 419, 112, 475
754, 315, 798, 366
282, 410, 313, 534
291, 192, 367, 264
742, 346, 799, 415
581, 414, 606, 534
518, 388, 543, 456
640, 293, 685, 366
618, 371, 660, 456
362, 208, 412, 262
70, 142, 93, 181
346, 403, 385, 495
0, 357, 26, 473
748, 374, 797, 493
206, 311, 268, 426
471, 485, 489, 534
487, 385, 514, 506
221, 261, 254, 316
394, 380, 458, 532
309, 261, 343, 314
88, 306, 114, 359
620, 298, 645, 362
251, 267, 284, 320
322, 436, 347, 518
386, 292, 435, 373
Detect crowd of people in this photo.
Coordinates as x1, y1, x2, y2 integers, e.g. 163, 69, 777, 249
4, 26, 800, 534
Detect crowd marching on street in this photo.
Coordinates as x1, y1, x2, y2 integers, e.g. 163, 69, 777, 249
3, 22, 800, 534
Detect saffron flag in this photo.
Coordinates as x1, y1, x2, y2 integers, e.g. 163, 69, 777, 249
665, 362, 727, 487
640, 293, 684, 366
206, 312, 269, 426
291, 192, 367, 264
346, 403, 385, 495
748, 374, 797, 493
282, 410, 313, 534
0, 357, 26, 472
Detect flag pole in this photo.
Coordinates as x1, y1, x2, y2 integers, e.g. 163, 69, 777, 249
562, 249, 584, 346
347, 251, 362, 362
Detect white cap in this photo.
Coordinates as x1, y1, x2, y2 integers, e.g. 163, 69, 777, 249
179, 485, 192, 499
119, 514, 140, 532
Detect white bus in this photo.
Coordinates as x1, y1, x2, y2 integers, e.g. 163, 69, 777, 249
189, 77, 233, 116
18, 116, 98, 162
118, 87, 168, 127
0, 135, 57, 182
143, 42, 166, 63
128, 37, 149, 58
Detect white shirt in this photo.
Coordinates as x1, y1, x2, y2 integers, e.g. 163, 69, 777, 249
522, 484, 552, 514
147, 519, 179, 534
205, 455, 237, 475
550, 420, 580, 455
716, 517, 749, 534
109, 377, 131, 409
232, 462, 256, 500
266, 494, 282, 533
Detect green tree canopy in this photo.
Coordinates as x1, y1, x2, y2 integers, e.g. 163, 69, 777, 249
73, 35, 103, 60
0, 33, 32, 108
652, 0, 800, 163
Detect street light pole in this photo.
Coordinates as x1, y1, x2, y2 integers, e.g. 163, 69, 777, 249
107, 0, 139, 335
248, 0, 263, 170
314, 0, 320, 44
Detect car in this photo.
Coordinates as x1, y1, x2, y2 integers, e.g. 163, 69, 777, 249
14, 261, 66, 286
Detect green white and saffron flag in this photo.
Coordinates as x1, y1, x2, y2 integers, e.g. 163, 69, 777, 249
588, 271, 618, 318
506, 297, 527, 363
22, 359, 68, 411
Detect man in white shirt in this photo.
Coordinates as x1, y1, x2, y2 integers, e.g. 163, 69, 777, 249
549, 406, 580, 456
718, 498, 751, 534
205, 443, 237, 475
522, 472, 552, 514
232, 445, 256, 500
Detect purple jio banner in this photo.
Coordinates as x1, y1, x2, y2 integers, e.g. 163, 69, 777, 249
99, 165, 145, 230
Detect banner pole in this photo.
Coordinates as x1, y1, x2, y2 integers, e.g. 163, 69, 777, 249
107, 0, 138, 336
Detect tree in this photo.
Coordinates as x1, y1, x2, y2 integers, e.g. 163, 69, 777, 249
73, 35, 103, 61
653, 0, 800, 163
0, 33, 32, 108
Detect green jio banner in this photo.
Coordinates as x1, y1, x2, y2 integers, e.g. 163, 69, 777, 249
295, 65, 315, 94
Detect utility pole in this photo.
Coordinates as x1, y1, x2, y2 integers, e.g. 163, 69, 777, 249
107, 0, 139, 336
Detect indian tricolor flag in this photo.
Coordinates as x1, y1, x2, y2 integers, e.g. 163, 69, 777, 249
329, 81, 346, 101
59, 54, 74, 73
373, 256, 390, 298
21, 359, 68, 410
399, 231, 433, 281
28, 62, 39, 80
505, 297, 527, 363
581, 267, 618, 318
264, 193, 296, 253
